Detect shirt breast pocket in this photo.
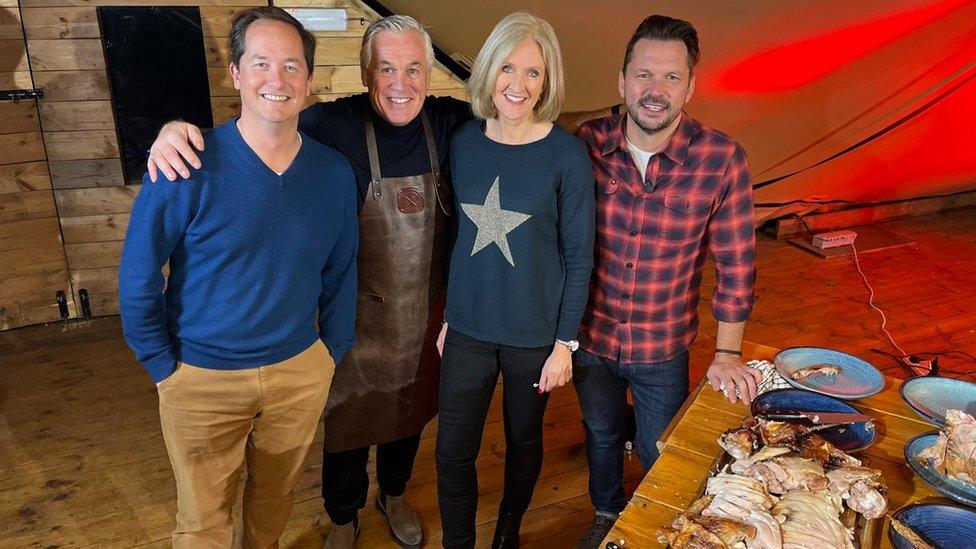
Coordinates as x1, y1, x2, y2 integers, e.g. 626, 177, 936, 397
596, 174, 620, 197
654, 193, 714, 255
593, 175, 621, 235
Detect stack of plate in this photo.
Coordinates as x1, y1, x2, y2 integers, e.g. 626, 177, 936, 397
901, 375, 976, 509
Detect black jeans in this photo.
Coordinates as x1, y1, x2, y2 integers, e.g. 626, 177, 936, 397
321, 433, 422, 525
435, 328, 552, 549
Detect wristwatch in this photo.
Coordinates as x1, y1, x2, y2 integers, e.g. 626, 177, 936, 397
556, 339, 580, 352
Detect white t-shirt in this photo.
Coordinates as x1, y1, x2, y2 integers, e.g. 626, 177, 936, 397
274, 133, 303, 176
627, 139, 655, 184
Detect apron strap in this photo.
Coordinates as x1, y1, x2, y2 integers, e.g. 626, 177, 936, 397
420, 111, 452, 216
363, 112, 383, 201
420, 112, 440, 181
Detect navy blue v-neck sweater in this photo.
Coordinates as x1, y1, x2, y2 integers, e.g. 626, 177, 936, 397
119, 121, 359, 383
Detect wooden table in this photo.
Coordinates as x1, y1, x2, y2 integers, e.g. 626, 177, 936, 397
602, 341, 954, 548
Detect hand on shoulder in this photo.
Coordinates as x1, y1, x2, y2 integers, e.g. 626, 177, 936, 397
147, 121, 206, 183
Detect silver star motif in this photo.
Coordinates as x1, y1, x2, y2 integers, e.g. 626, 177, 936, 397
460, 176, 532, 266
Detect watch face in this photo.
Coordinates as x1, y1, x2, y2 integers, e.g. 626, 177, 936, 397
558, 339, 580, 351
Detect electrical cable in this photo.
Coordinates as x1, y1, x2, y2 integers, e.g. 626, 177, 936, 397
789, 208, 976, 380
756, 189, 976, 209
870, 348, 976, 380
909, 350, 976, 364
791, 213, 815, 236
897, 349, 976, 365
790, 212, 913, 359
848, 241, 907, 358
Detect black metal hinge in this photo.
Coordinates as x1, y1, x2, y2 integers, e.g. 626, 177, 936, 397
78, 289, 92, 319
1, 89, 44, 102
56, 290, 69, 320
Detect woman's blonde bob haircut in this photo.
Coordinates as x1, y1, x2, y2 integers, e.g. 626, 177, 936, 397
467, 12, 565, 122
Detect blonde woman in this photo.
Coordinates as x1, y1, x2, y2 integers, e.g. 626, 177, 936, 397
435, 12, 595, 548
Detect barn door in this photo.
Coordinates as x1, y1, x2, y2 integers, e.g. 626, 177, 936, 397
0, 5, 75, 330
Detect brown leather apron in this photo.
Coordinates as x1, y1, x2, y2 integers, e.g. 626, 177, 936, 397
322, 111, 451, 452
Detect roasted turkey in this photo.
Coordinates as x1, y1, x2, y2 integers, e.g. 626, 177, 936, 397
916, 408, 976, 487
742, 456, 828, 494
703, 473, 782, 549
773, 490, 854, 549
825, 466, 887, 519
664, 414, 886, 548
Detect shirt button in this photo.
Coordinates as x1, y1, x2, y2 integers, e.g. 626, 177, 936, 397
630, 230, 638, 236
634, 197, 643, 205
620, 319, 628, 324
626, 262, 633, 269
622, 293, 630, 299
610, 179, 617, 185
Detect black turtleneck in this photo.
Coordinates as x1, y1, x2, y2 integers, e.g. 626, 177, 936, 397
298, 93, 472, 207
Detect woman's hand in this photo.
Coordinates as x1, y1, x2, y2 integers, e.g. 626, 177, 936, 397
436, 322, 448, 357
537, 344, 572, 393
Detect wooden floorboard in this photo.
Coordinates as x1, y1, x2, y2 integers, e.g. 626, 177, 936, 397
1, 208, 974, 547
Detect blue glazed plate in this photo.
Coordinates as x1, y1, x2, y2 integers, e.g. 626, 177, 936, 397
901, 376, 976, 426
889, 502, 976, 548
773, 347, 884, 399
905, 432, 976, 507
751, 388, 877, 452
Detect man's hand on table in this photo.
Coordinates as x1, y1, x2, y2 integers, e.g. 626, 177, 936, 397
706, 353, 762, 404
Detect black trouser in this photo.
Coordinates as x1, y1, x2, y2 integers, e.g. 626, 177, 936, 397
321, 432, 422, 525
435, 329, 552, 549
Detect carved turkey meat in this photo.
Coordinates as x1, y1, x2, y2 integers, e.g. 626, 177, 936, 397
916, 409, 976, 487
663, 413, 886, 548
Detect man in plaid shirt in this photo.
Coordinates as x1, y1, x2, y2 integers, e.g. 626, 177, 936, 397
572, 15, 761, 547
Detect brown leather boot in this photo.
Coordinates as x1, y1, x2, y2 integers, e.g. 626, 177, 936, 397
315, 512, 360, 549
375, 491, 423, 547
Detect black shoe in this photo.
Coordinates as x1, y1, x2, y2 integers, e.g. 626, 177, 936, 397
490, 511, 523, 549
576, 514, 617, 549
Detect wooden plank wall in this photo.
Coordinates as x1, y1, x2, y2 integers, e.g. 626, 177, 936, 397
17, 0, 467, 321
0, 3, 76, 330
212, 0, 470, 122
23, 0, 267, 317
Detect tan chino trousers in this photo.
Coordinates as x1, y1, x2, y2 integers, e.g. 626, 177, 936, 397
157, 340, 335, 548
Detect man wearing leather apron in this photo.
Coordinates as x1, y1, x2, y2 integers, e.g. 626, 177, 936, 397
300, 16, 464, 548
148, 16, 467, 548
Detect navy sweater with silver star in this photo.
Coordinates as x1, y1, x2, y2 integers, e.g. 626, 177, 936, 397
445, 120, 595, 347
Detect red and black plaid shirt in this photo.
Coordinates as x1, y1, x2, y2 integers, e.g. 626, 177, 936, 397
576, 113, 756, 364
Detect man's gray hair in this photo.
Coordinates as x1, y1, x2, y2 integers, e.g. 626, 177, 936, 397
360, 15, 435, 70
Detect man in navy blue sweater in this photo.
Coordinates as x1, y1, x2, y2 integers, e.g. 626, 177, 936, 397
118, 8, 357, 548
